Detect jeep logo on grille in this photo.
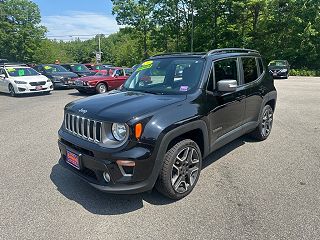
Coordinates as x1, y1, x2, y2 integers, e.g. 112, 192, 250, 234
78, 108, 87, 114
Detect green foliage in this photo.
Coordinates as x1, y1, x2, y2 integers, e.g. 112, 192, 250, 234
290, 69, 320, 77
0, 0, 46, 62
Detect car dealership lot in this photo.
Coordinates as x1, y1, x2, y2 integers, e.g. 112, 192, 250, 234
0, 77, 320, 240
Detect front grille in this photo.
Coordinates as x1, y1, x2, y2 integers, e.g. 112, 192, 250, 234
64, 113, 102, 143
29, 81, 46, 86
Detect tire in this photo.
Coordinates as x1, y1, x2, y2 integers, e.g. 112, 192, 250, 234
155, 139, 202, 200
9, 84, 16, 97
96, 83, 108, 94
250, 105, 274, 141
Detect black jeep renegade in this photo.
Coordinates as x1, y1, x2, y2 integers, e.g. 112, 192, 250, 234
58, 48, 277, 200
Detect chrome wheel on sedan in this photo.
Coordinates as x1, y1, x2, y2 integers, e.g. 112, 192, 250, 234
96, 83, 107, 94
261, 107, 273, 138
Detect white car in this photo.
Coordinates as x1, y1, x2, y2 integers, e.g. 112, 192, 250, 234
0, 64, 53, 96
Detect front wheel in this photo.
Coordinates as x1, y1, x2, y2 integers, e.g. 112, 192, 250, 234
96, 83, 107, 94
250, 105, 274, 141
156, 139, 202, 200
9, 84, 16, 97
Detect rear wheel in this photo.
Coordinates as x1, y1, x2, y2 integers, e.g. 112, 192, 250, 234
9, 84, 16, 97
96, 83, 107, 94
156, 139, 202, 200
250, 105, 274, 141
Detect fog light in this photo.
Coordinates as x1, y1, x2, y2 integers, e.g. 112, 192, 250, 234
103, 172, 111, 183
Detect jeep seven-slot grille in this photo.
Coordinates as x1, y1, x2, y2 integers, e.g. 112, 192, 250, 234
64, 113, 102, 143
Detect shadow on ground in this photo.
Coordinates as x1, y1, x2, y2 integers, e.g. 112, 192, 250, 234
50, 135, 255, 215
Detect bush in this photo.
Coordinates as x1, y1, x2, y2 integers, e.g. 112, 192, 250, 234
290, 69, 320, 77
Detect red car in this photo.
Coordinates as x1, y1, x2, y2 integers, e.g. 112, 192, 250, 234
74, 67, 132, 94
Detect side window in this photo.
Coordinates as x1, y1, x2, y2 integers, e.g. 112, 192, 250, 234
214, 58, 239, 85
258, 58, 264, 75
242, 57, 258, 84
0, 68, 8, 77
118, 69, 125, 76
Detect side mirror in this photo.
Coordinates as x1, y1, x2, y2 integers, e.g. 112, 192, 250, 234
217, 80, 237, 92
0, 74, 5, 79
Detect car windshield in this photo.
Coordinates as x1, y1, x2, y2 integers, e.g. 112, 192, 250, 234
70, 64, 90, 72
269, 60, 287, 67
43, 65, 68, 73
95, 72, 110, 76
6, 67, 39, 77
122, 58, 204, 94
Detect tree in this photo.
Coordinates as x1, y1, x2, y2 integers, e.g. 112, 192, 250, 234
0, 0, 46, 62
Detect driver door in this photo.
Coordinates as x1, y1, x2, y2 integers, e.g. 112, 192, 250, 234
206, 58, 246, 149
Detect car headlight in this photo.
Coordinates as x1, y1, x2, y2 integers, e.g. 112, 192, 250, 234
280, 69, 288, 73
14, 80, 27, 84
112, 123, 128, 142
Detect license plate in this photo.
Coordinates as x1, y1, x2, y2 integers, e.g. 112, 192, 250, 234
66, 150, 80, 170
273, 73, 277, 77
36, 86, 43, 90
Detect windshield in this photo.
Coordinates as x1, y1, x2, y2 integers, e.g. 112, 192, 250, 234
6, 67, 39, 77
269, 60, 287, 67
43, 65, 68, 73
95, 72, 110, 76
123, 58, 204, 94
70, 64, 90, 72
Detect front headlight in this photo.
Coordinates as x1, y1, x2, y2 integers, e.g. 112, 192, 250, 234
112, 123, 128, 142
14, 80, 27, 84
280, 69, 288, 73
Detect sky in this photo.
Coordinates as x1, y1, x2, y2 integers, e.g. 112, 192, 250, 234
31, 0, 120, 41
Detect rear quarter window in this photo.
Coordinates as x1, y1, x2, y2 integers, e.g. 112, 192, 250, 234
242, 57, 258, 84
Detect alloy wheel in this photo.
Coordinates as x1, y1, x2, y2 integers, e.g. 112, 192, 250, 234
98, 84, 107, 93
171, 146, 200, 194
9, 85, 15, 97
261, 108, 273, 137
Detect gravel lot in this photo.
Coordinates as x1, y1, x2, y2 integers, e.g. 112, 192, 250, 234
0, 76, 319, 240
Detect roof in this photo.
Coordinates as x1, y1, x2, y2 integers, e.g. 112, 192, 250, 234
151, 48, 261, 59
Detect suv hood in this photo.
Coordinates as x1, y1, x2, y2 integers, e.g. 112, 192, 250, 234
65, 91, 187, 123
49, 72, 78, 78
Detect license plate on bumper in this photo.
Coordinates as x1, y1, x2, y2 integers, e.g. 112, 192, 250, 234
66, 150, 81, 170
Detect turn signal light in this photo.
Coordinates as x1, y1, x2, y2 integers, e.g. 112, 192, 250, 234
135, 123, 143, 140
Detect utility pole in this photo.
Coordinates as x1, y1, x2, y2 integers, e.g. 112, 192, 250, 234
96, 34, 102, 64
191, 0, 194, 52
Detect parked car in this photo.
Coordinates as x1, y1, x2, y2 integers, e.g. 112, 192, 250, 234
33, 64, 78, 89
0, 64, 53, 96
268, 60, 290, 79
74, 67, 131, 94
60, 64, 95, 77
58, 48, 277, 200
84, 64, 108, 73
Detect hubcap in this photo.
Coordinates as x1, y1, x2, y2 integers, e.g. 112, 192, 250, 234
99, 85, 106, 93
9, 85, 15, 96
261, 108, 273, 137
171, 147, 200, 194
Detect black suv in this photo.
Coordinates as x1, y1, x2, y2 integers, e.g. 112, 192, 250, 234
58, 49, 277, 200
268, 60, 290, 79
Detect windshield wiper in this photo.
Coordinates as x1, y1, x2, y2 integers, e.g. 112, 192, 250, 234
140, 90, 165, 95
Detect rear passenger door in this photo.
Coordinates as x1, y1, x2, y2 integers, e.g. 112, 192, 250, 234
241, 57, 265, 124
207, 58, 246, 146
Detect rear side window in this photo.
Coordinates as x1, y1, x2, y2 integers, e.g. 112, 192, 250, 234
242, 57, 258, 84
214, 58, 239, 84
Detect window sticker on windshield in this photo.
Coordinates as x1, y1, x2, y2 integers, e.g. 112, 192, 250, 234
18, 70, 25, 76
180, 86, 189, 91
137, 60, 153, 72
76, 66, 82, 71
44, 66, 52, 70
7, 68, 15, 72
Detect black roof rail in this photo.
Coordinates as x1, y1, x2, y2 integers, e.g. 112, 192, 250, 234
152, 52, 207, 57
206, 48, 260, 56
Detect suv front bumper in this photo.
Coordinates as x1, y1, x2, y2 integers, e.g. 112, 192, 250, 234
58, 129, 162, 194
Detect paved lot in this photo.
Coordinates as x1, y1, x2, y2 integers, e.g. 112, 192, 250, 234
0, 76, 320, 240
